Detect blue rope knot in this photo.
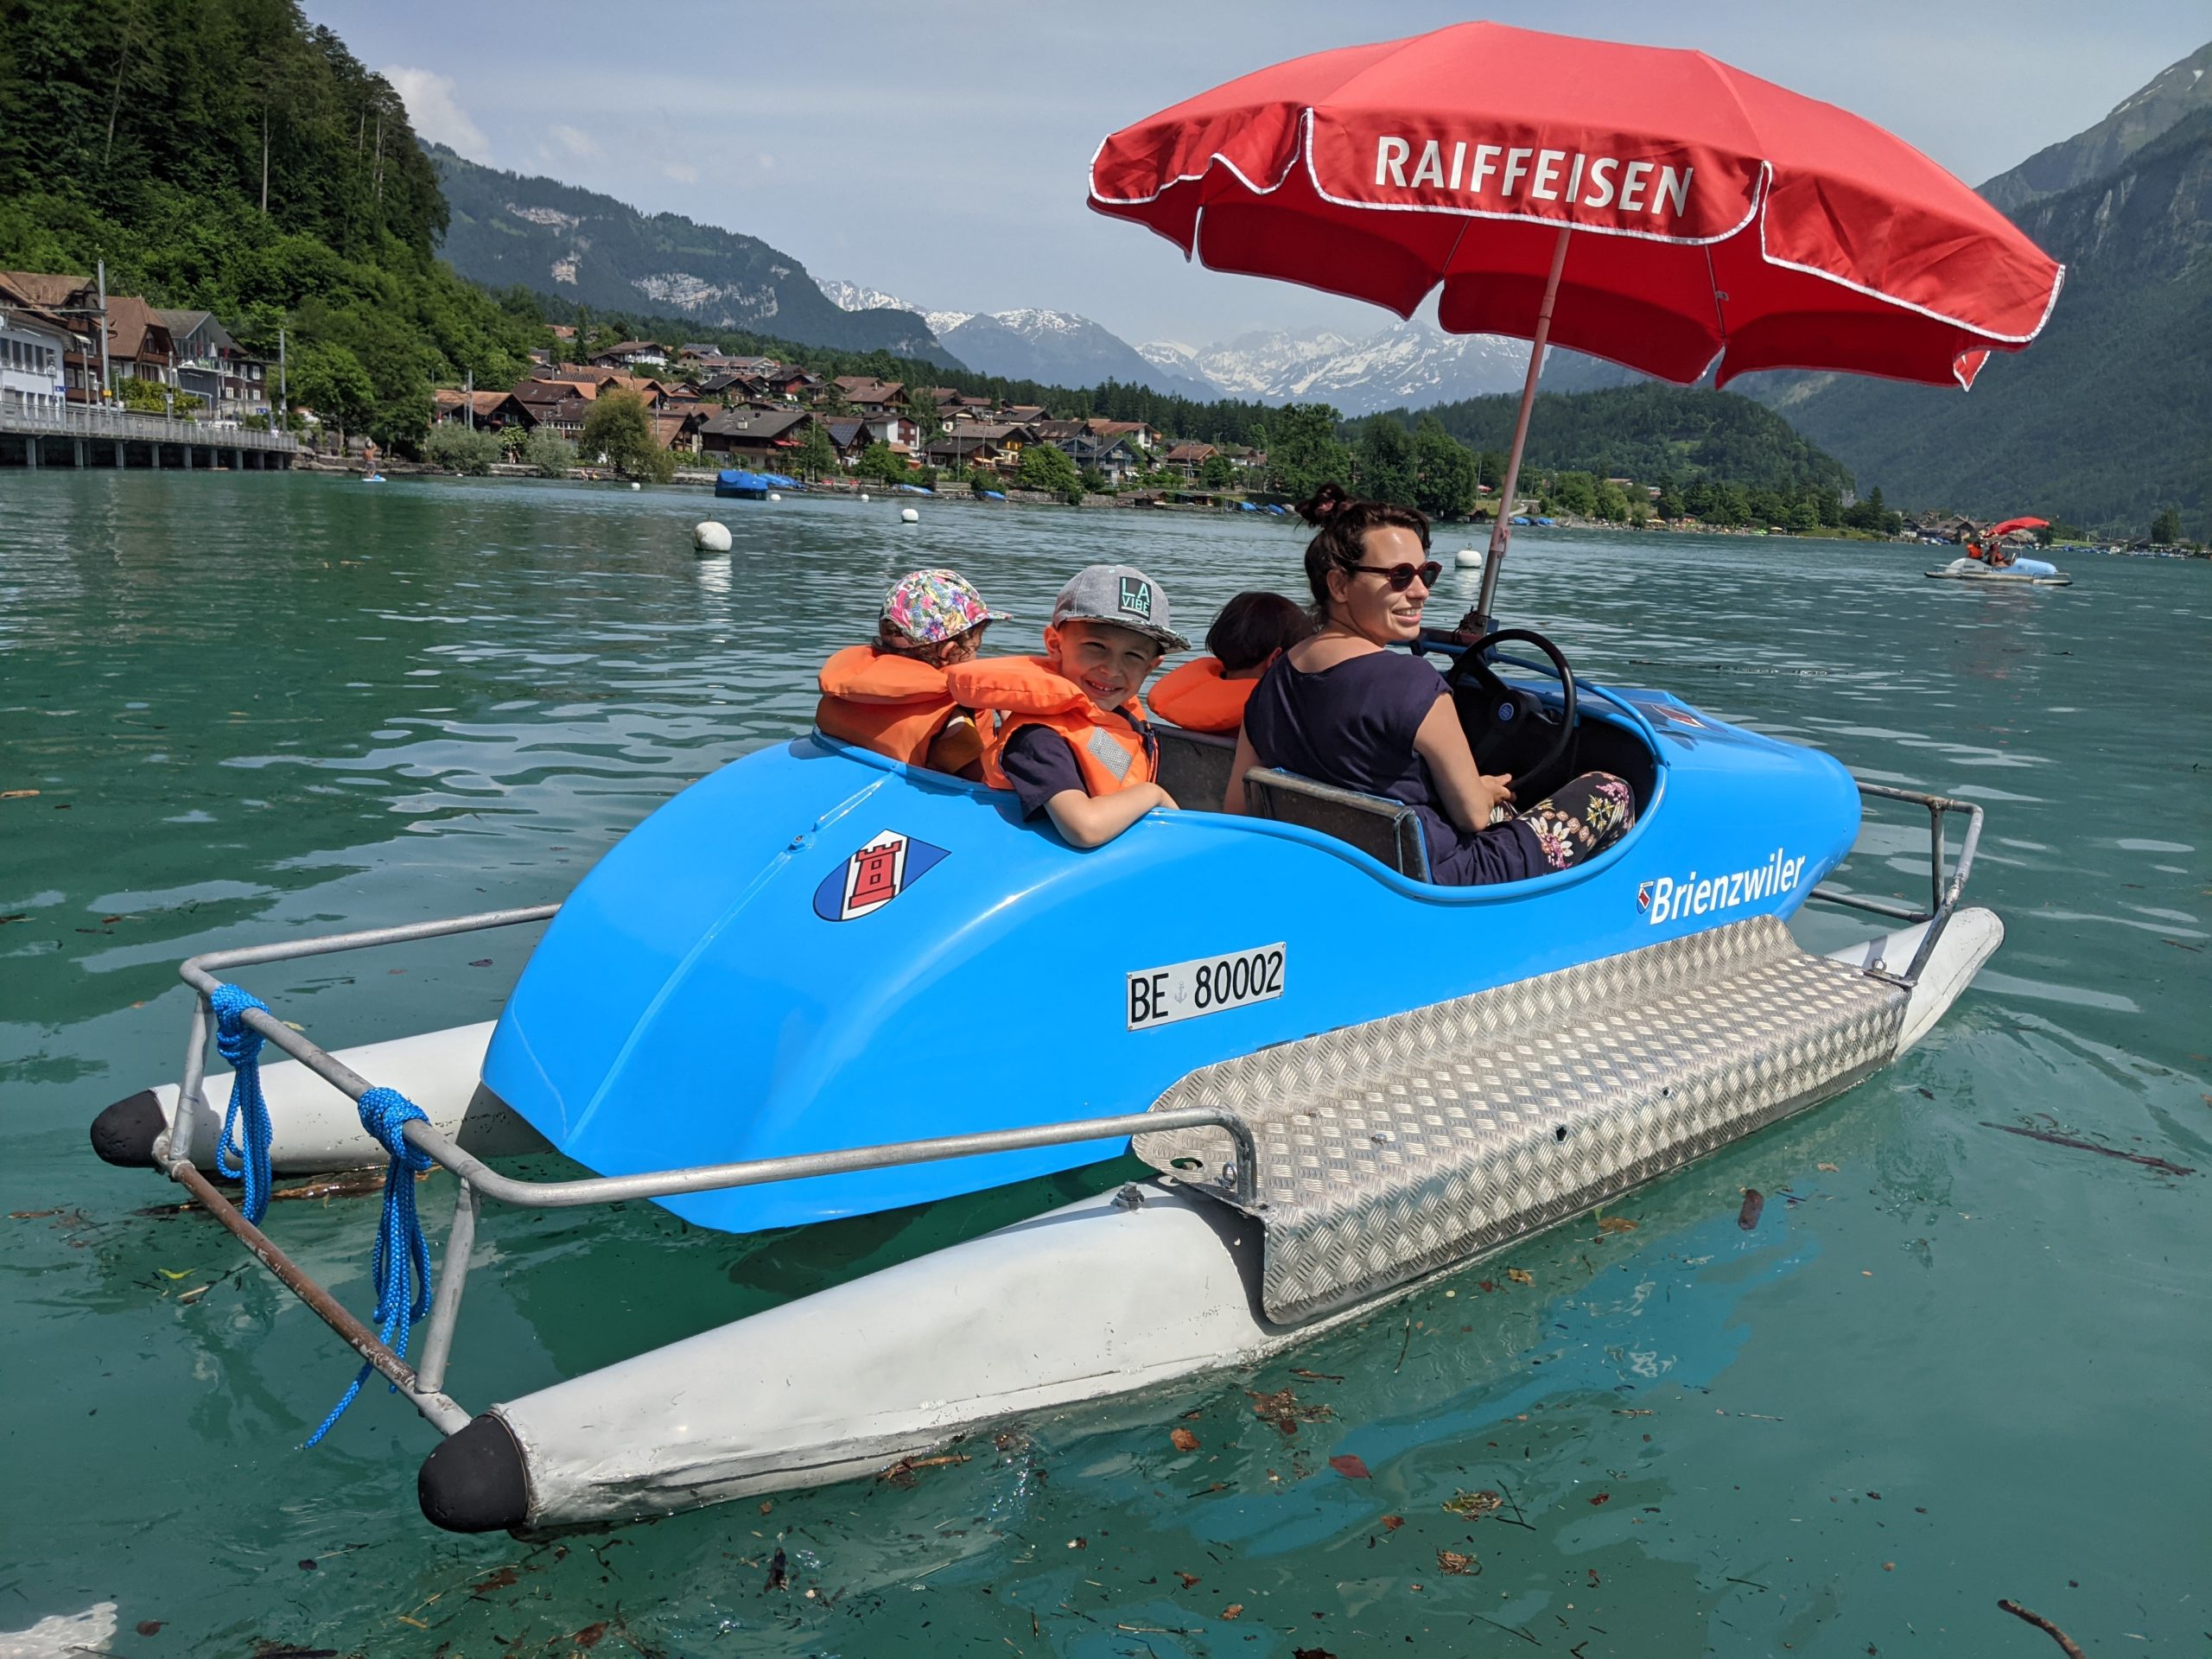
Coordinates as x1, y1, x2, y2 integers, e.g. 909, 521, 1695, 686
207, 983, 274, 1224
303, 1084, 435, 1448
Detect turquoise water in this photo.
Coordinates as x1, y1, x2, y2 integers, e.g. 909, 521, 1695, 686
2, 471, 2206, 1656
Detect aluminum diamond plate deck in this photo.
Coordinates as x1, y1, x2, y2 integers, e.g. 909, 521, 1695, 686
1134, 917, 1906, 1323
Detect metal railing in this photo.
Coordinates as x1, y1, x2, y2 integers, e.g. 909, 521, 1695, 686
1807, 782, 1983, 986
0, 398, 297, 450
160, 906, 1261, 1433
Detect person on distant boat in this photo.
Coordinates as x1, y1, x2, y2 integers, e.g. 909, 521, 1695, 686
1225, 485, 1635, 885
1149, 591, 1315, 734
947, 564, 1186, 849
817, 569, 1003, 779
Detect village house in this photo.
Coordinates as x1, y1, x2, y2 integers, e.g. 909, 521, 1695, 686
1086, 417, 1160, 454
1001, 404, 1047, 425
830, 376, 904, 414
652, 409, 709, 457
923, 420, 1039, 474
1162, 440, 1218, 479
860, 411, 919, 454
1052, 428, 1145, 485
156, 310, 270, 421
508, 379, 590, 438
0, 276, 77, 414
819, 416, 875, 467
698, 406, 814, 463
589, 340, 669, 368
0, 273, 179, 402
765, 365, 819, 402
433, 389, 535, 431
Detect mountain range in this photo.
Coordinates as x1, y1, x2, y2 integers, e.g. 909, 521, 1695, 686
1738, 41, 2212, 535
1980, 40, 2212, 211
428, 148, 949, 360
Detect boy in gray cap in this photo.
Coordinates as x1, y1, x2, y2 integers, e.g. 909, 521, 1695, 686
945, 564, 1189, 849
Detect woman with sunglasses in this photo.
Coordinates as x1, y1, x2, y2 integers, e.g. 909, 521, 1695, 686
1223, 484, 1633, 886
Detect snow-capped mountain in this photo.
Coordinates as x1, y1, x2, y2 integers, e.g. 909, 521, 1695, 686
817, 280, 1215, 397
1145, 321, 1550, 413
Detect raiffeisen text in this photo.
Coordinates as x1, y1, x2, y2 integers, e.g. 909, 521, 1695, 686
1373, 137, 1694, 218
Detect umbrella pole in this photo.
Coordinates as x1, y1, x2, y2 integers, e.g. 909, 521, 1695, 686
1471, 226, 1571, 632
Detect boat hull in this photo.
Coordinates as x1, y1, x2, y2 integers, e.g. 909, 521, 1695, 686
423, 910, 2003, 1533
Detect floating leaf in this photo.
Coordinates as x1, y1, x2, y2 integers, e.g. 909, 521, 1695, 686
1170, 1427, 1199, 1452
1588, 1491, 1612, 1506
1221, 1604, 1243, 1620
136, 1622, 164, 1637
1175, 1571, 1201, 1589
1817, 1161, 1840, 1172
1248, 1388, 1332, 1436
1738, 1189, 1765, 1230
1436, 1549, 1478, 1575
1506, 1268, 1533, 1286
1328, 1453, 1370, 1479
1443, 1489, 1502, 1518
1380, 1514, 1404, 1530
573, 1622, 608, 1649
1596, 1215, 1637, 1234
0, 789, 39, 800
156, 1268, 194, 1281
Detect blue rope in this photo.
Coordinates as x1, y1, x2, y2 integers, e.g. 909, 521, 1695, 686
303, 1085, 434, 1448
208, 983, 274, 1225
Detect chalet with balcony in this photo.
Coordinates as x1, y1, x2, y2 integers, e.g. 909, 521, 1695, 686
699, 406, 814, 461
157, 310, 270, 419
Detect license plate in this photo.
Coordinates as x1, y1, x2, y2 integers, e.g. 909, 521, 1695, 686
1127, 944, 1286, 1030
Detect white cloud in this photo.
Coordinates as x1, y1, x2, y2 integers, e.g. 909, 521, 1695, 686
552, 124, 601, 159
662, 161, 700, 185
384, 67, 489, 161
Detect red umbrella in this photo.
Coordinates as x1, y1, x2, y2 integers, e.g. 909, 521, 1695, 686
1983, 517, 2049, 539
1089, 22, 2063, 615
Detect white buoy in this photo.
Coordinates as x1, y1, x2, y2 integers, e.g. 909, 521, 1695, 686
1454, 547, 1484, 569
630, 480, 641, 491
860, 493, 870, 503
768, 492, 782, 502
693, 521, 732, 555
900, 506, 919, 524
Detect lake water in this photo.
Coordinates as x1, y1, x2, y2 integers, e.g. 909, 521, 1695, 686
3, 471, 2206, 1657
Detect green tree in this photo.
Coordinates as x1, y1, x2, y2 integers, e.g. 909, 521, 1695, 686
2149, 505, 2183, 544
1078, 464, 1108, 496
290, 341, 375, 449
1593, 479, 1632, 522
1545, 471, 1599, 518
1357, 417, 1418, 507
1784, 496, 1820, 532
522, 429, 576, 477
1016, 441, 1083, 499
1198, 451, 1236, 492
499, 424, 530, 459
1267, 404, 1352, 501
423, 423, 500, 474
855, 441, 908, 485
1412, 415, 1479, 519
581, 390, 673, 481
1653, 479, 1687, 521
792, 420, 838, 482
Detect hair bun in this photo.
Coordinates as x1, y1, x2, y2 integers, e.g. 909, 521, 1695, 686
1295, 481, 1353, 525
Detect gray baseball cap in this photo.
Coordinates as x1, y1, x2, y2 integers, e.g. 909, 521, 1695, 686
1049, 563, 1190, 652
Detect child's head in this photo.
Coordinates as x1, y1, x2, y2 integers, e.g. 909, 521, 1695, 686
877, 568, 1003, 669
1205, 590, 1315, 675
1042, 564, 1188, 710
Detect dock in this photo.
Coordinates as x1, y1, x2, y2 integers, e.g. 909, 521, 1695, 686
0, 402, 298, 470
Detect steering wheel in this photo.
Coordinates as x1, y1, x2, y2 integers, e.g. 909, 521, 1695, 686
1443, 626, 1579, 799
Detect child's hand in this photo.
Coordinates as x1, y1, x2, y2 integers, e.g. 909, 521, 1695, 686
1151, 782, 1180, 812
1476, 772, 1515, 823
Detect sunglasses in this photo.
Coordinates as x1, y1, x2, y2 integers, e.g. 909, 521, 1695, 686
1351, 560, 1442, 591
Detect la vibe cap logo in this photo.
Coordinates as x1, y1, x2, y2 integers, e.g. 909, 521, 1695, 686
812, 829, 950, 922
1118, 575, 1153, 619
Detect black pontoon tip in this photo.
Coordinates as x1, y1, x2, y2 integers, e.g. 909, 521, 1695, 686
90, 1089, 167, 1167
419, 1413, 531, 1533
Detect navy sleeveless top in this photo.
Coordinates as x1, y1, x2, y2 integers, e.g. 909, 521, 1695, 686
1243, 648, 1539, 887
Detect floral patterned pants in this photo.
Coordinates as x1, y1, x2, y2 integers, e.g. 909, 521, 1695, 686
1516, 772, 1637, 870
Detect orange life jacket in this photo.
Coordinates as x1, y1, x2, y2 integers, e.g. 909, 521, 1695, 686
816, 645, 970, 768
1148, 655, 1262, 734
944, 655, 1157, 797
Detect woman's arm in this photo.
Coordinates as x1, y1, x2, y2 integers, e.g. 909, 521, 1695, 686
1412, 695, 1515, 832
1044, 781, 1179, 849
1220, 727, 1261, 815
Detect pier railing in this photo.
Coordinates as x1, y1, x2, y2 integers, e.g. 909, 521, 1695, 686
0, 399, 297, 452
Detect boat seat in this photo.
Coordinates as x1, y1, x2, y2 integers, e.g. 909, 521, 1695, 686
1241, 768, 1432, 880
1154, 724, 1238, 809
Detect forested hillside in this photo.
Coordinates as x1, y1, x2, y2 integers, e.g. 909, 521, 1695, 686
1745, 105, 2212, 537
1393, 383, 1855, 497
0, 0, 541, 447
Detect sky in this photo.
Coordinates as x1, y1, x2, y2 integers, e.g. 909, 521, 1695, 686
315, 0, 2208, 350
